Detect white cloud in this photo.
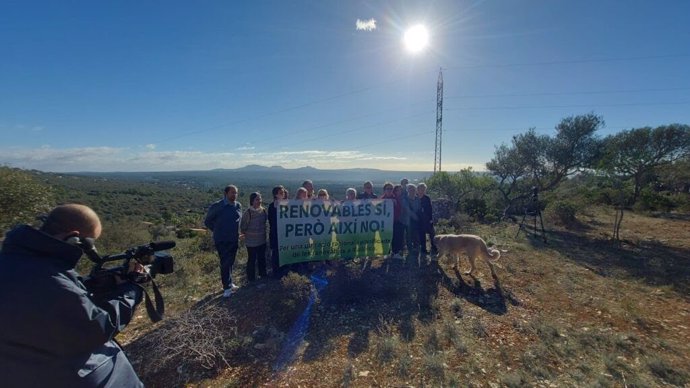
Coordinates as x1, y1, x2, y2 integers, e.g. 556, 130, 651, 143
0, 124, 45, 132
235, 146, 255, 151
145, 144, 156, 150
356, 18, 377, 31
0, 146, 422, 172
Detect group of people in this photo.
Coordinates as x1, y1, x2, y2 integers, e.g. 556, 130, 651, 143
204, 179, 438, 298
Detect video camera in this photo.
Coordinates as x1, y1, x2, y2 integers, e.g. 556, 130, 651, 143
79, 239, 176, 322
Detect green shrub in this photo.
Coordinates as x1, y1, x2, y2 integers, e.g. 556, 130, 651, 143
0, 167, 54, 235
462, 198, 488, 221
546, 200, 578, 226
635, 188, 676, 212
647, 355, 688, 386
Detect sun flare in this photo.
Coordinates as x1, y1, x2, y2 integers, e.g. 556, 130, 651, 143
403, 24, 430, 53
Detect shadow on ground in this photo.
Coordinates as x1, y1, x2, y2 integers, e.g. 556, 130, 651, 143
541, 229, 690, 297
126, 256, 520, 387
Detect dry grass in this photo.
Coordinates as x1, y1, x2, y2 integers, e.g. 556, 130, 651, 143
123, 207, 690, 387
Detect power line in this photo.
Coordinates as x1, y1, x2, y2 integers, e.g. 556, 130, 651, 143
258, 109, 433, 151
444, 124, 640, 133
445, 86, 690, 99
445, 101, 690, 111
444, 53, 690, 69
154, 54, 689, 146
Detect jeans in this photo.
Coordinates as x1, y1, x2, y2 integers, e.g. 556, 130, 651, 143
215, 240, 238, 290
246, 244, 267, 281
392, 221, 405, 254
404, 223, 420, 258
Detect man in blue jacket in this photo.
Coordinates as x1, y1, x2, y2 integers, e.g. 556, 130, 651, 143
0, 204, 144, 387
205, 184, 242, 298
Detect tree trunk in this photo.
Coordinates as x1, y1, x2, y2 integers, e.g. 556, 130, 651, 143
612, 207, 624, 245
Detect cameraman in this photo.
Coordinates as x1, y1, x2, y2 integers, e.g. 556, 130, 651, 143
0, 204, 144, 387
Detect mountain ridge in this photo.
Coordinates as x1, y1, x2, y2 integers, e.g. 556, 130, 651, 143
69, 165, 435, 186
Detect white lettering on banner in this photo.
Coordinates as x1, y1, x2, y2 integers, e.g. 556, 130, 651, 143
276, 199, 393, 265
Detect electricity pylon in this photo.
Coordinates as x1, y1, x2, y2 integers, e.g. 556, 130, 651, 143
433, 68, 443, 173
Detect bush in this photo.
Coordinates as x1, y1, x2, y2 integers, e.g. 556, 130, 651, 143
647, 355, 688, 386
546, 200, 578, 226
635, 188, 676, 212
461, 198, 488, 221
0, 167, 54, 235
130, 303, 239, 374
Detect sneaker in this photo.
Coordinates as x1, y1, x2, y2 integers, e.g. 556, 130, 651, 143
230, 283, 240, 291
222, 289, 233, 298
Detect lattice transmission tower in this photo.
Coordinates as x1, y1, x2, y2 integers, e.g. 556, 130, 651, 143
433, 68, 444, 173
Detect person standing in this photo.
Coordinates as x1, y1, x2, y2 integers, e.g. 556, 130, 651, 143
357, 181, 378, 199
268, 185, 286, 278
381, 182, 403, 259
316, 189, 330, 200
344, 187, 357, 201
417, 183, 437, 256
402, 183, 420, 263
295, 187, 308, 200
0, 204, 145, 387
302, 180, 315, 199
399, 178, 410, 251
205, 184, 242, 298
400, 178, 409, 191
241, 192, 268, 282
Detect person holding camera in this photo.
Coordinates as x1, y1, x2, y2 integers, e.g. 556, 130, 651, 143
205, 184, 242, 298
0, 204, 145, 387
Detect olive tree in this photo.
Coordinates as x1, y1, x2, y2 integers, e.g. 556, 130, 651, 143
599, 124, 690, 202
486, 113, 604, 218
598, 124, 690, 242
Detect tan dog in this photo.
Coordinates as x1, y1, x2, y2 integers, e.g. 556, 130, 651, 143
433, 234, 501, 275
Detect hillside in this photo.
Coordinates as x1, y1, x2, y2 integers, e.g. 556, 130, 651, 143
119, 208, 690, 387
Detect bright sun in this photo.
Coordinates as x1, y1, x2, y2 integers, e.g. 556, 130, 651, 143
403, 24, 430, 53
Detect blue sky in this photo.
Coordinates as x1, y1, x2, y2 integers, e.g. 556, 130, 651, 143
1, 1, 689, 172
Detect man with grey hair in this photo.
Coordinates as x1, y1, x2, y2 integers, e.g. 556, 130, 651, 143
0, 204, 144, 387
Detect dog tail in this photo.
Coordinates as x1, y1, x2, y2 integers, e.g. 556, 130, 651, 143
487, 248, 501, 262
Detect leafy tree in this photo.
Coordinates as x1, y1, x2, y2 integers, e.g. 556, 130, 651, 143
427, 168, 495, 202
0, 167, 54, 235
655, 156, 690, 194
600, 124, 690, 202
427, 168, 498, 220
597, 124, 690, 242
545, 113, 605, 189
486, 113, 604, 217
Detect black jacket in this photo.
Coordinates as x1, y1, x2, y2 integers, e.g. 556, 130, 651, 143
419, 194, 433, 225
0, 225, 144, 388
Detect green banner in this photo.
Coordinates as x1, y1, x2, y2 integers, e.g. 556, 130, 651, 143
277, 199, 393, 266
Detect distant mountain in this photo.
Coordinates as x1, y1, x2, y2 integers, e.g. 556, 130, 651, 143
73, 165, 433, 188
235, 165, 286, 171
